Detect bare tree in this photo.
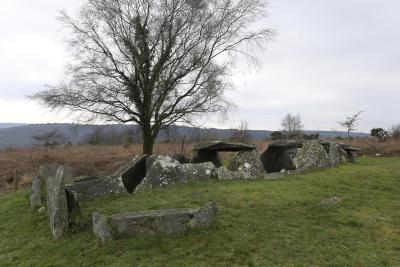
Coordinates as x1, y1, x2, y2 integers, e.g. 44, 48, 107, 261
281, 113, 303, 136
338, 111, 364, 139
30, 0, 273, 154
32, 129, 66, 157
390, 124, 400, 140
230, 120, 251, 143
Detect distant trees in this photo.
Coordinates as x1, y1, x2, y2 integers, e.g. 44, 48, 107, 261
281, 113, 303, 138
230, 120, 251, 143
338, 111, 364, 139
270, 131, 283, 140
31, 129, 66, 157
370, 128, 389, 142
390, 124, 400, 140
30, 0, 273, 154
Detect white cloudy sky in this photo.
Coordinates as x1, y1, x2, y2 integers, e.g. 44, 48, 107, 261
0, 0, 399, 132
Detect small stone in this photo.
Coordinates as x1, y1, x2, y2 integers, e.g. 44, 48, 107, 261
37, 206, 46, 215
318, 196, 342, 206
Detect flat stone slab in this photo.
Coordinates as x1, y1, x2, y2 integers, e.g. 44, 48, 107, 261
66, 176, 127, 200
92, 203, 217, 243
193, 141, 256, 152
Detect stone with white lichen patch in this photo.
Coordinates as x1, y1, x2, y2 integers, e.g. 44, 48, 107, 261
228, 150, 265, 178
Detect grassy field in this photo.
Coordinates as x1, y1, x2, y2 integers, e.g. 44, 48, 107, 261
1, 157, 400, 266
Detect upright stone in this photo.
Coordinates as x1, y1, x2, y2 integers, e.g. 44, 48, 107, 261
30, 175, 42, 210
228, 150, 265, 178
327, 142, 343, 166
137, 155, 187, 190
293, 141, 330, 170
113, 155, 148, 193
46, 166, 69, 239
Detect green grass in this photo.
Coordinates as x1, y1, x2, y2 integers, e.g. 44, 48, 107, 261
1, 157, 400, 266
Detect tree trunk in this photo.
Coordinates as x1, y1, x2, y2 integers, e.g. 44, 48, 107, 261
143, 136, 154, 155
141, 123, 157, 155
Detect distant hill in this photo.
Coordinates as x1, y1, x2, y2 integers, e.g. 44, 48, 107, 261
0, 123, 369, 149
0, 123, 27, 129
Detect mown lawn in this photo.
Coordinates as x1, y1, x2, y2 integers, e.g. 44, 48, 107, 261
1, 157, 400, 266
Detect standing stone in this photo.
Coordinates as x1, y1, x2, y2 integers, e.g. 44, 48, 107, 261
65, 188, 82, 225
327, 142, 342, 166
137, 155, 187, 190
293, 141, 330, 170
113, 155, 148, 193
228, 150, 265, 178
46, 166, 69, 239
30, 176, 43, 210
182, 162, 217, 180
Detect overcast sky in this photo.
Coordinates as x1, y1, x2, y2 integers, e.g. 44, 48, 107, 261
1, 0, 399, 132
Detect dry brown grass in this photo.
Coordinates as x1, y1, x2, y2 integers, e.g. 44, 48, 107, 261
0, 138, 398, 192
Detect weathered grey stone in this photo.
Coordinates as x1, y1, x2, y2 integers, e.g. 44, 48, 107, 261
92, 213, 115, 242
65, 188, 82, 225
113, 155, 148, 193
46, 166, 69, 239
228, 150, 265, 177
92, 203, 217, 242
217, 166, 253, 180
30, 175, 43, 209
182, 162, 217, 180
66, 176, 127, 200
293, 141, 330, 170
325, 142, 341, 166
137, 156, 187, 190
